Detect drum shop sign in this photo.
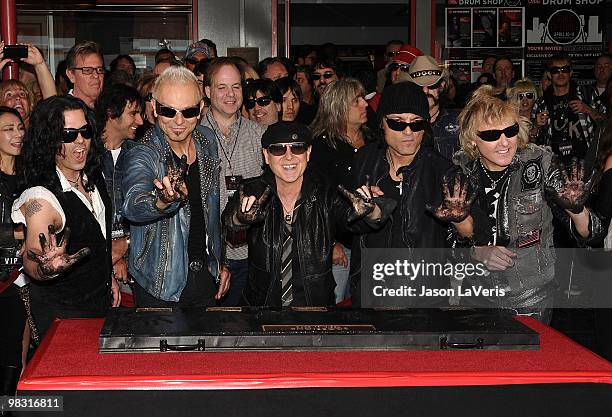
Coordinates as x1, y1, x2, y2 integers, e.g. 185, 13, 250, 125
525, 0, 606, 85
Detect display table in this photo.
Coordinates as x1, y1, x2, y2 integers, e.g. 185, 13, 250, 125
16, 316, 612, 417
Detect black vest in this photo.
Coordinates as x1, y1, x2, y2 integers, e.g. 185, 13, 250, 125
30, 172, 112, 310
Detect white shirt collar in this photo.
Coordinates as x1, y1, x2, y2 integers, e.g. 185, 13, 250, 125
56, 167, 88, 192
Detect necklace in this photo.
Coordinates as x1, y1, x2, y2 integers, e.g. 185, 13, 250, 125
479, 159, 508, 189
66, 173, 81, 187
430, 107, 440, 123
386, 150, 403, 196
280, 201, 302, 223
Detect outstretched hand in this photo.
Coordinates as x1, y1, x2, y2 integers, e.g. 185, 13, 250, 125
338, 176, 380, 222
427, 172, 477, 223
154, 155, 189, 205
545, 158, 593, 214
27, 225, 91, 280
235, 185, 272, 225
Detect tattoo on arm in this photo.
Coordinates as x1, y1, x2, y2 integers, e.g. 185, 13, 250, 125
25, 201, 43, 218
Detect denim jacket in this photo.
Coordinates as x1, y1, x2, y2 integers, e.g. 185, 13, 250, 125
101, 140, 137, 239
122, 125, 222, 302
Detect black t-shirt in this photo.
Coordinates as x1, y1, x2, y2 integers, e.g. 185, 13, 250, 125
173, 153, 207, 263
376, 175, 405, 249
548, 93, 587, 161
477, 163, 511, 247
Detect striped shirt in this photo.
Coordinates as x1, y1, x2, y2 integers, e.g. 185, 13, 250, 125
201, 110, 266, 260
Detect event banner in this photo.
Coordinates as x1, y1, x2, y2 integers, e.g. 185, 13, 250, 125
361, 248, 612, 309
444, 0, 526, 82
525, 0, 606, 85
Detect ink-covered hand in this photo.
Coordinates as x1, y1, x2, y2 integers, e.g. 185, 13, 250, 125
427, 172, 477, 223
546, 158, 593, 214
154, 154, 189, 205
235, 185, 272, 225
27, 225, 91, 280
338, 179, 376, 223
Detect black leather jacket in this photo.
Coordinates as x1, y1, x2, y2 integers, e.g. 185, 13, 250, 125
223, 169, 393, 306
349, 141, 453, 306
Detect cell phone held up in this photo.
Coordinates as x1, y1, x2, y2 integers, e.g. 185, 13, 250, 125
3, 45, 28, 60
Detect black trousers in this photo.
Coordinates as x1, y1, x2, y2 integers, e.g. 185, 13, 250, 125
0, 285, 26, 367
132, 268, 217, 308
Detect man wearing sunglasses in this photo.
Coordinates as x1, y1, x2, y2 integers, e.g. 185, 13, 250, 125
243, 78, 283, 128
531, 52, 606, 163
122, 66, 229, 307
183, 40, 214, 72
223, 122, 393, 307
408, 55, 460, 160
312, 58, 341, 96
65, 41, 105, 109
201, 58, 266, 306
349, 82, 471, 307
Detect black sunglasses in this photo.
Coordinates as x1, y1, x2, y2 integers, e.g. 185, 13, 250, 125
155, 101, 200, 119
549, 65, 571, 75
385, 117, 427, 132
312, 71, 335, 81
62, 124, 93, 143
518, 92, 535, 100
386, 51, 401, 58
244, 96, 273, 110
267, 142, 309, 157
388, 62, 410, 73
477, 123, 519, 142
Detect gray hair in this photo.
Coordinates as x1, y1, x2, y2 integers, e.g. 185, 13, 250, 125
152, 65, 203, 101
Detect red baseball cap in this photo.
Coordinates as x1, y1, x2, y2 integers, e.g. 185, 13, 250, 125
392, 45, 423, 65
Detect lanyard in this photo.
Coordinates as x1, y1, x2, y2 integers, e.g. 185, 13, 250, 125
207, 112, 242, 174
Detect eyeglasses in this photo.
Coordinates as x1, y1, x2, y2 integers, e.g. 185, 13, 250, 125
385, 117, 427, 132
312, 71, 335, 81
388, 62, 410, 73
267, 142, 309, 156
244, 96, 273, 110
71, 66, 105, 75
62, 124, 93, 143
518, 92, 535, 100
155, 101, 201, 119
386, 51, 401, 58
477, 123, 519, 142
549, 65, 571, 75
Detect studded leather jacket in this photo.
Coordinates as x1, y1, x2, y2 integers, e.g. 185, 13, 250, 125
122, 125, 222, 302
452, 144, 605, 308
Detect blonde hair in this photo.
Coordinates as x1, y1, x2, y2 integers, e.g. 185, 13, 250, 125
458, 85, 529, 160
310, 77, 366, 149
506, 77, 538, 108
0, 80, 33, 117
152, 65, 203, 101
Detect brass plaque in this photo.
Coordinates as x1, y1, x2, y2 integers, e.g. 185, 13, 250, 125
206, 307, 243, 312
261, 324, 376, 332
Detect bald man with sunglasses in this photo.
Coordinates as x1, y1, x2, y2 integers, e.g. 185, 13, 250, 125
122, 66, 229, 307
223, 122, 394, 307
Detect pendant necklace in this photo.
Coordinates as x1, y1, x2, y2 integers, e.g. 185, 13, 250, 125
387, 150, 403, 196
479, 159, 508, 189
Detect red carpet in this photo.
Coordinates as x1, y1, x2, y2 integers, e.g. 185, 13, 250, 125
18, 316, 612, 391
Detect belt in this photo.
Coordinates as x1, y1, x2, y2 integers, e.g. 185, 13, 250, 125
189, 259, 204, 272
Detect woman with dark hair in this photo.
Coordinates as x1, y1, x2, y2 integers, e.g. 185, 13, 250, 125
309, 77, 378, 303
11, 95, 117, 338
243, 78, 283, 128
274, 76, 302, 122
0, 107, 30, 397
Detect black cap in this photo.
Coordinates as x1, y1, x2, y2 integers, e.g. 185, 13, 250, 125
261, 121, 313, 148
377, 81, 429, 120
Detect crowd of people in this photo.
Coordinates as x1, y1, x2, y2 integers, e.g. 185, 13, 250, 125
0, 37, 611, 397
